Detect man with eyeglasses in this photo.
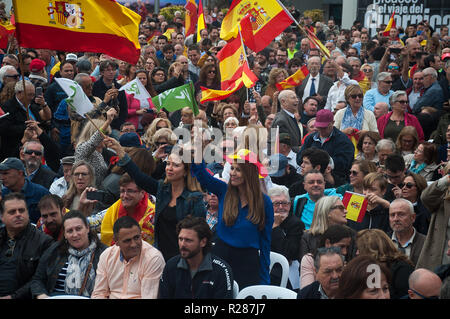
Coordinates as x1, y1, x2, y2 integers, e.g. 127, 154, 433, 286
268, 185, 304, 288
0, 65, 20, 90
297, 246, 344, 299
388, 199, 425, 267
0, 157, 49, 224
363, 72, 394, 112
100, 173, 155, 247
19, 140, 57, 189
0, 192, 53, 299
407, 268, 442, 299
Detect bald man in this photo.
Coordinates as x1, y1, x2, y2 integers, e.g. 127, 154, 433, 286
408, 268, 442, 299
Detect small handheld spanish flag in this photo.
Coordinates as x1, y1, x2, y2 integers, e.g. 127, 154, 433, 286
342, 191, 368, 223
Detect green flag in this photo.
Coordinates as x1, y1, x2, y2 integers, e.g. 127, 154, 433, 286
151, 81, 199, 116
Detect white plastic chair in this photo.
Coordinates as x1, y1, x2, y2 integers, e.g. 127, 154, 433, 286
47, 295, 90, 299
269, 251, 290, 288
233, 280, 239, 299
236, 285, 297, 299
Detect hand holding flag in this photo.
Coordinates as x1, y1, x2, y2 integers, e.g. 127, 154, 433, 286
119, 77, 153, 107
342, 191, 368, 223
55, 78, 93, 117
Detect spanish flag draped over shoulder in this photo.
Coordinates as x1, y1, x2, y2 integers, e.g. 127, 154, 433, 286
220, 0, 293, 52
382, 11, 396, 37
342, 191, 368, 223
276, 65, 309, 91
0, 18, 15, 49
200, 30, 257, 103
184, 0, 197, 38
13, 0, 141, 64
197, 0, 206, 43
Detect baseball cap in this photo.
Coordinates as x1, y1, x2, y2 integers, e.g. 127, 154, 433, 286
119, 132, 144, 148
279, 133, 292, 146
268, 153, 288, 177
29, 58, 46, 73
442, 52, 450, 61
0, 157, 25, 172
65, 53, 78, 62
315, 109, 334, 128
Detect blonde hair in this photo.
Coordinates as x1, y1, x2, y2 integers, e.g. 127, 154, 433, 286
142, 117, 172, 146
150, 127, 177, 149
76, 119, 111, 148
309, 196, 342, 236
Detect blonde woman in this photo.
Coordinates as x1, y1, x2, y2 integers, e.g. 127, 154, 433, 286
141, 117, 172, 147
264, 68, 290, 100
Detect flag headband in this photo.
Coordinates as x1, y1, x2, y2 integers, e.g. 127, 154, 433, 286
224, 149, 268, 178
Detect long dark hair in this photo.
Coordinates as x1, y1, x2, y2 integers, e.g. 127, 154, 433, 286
135, 69, 157, 97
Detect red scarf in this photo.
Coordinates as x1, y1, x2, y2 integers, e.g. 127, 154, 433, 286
118, 192, 149, 222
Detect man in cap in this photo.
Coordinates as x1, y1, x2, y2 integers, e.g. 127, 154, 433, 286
298, 109, 354, 185
28, 58, 48, 90
49, 156, 75, 197
278, 133, 301, 174
0, 157, 49, 224
268, 153, 302, 190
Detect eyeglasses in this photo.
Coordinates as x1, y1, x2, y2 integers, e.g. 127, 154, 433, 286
402, 182, 416, 189
350, 94, 363, 99
410, 288, 439, 300
395, 100, 408, 104
350, 170, 360, 176
73, 172, 89, 178
388, 65, 399, 70
5, 239, 16, 258
24, 149, 43, 156
316, 246, 342, 254
272, 201, 290, 207
5, 74, 19, 79
120, 188, 139, 194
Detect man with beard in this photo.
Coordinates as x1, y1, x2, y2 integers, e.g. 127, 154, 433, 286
92, 216, 165, 299
159, 215, 234, 299
37, 194, 65, 241
20, 140, 57, 189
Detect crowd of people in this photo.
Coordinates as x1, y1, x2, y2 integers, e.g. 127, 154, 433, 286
0, 3, 450, 300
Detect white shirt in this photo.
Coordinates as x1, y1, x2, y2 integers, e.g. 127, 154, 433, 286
286, 149, 302, 174
325, 73, 358, 111
49, 176, 68, 198
302, 74, 320, 102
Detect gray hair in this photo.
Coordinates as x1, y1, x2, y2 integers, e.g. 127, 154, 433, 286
268, 185, 290, 202
348, 56, 361, 66
313, 247, 345, 271
377, 71, 391, 82
389, 90, 407, 105
375, 138, 396, 152
423, 67, 438, 79
14, 80, 34, 93
390, 198, 415, 215
223, 116, 239, 126
23, 140, 44, 156
74, 72, 91, 84
0, 65, 17, 83
278, 89, 295, 104
307, 56, 321, 65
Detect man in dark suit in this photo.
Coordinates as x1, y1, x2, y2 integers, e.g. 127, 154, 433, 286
270, 90, 302, 153
296, 56, 334, 109
297, 247, 344, 299
389, 199, 426, 267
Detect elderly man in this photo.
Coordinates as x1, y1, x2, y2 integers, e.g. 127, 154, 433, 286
91, 216, 165, 299
0, 65, 20, 90
376, 138, 396, 169
297, 246, 344, 299
49, 156, 75, 197
407, 71, 425, 110
363, 72, 394, 112
296, 56, 334, 108
413, 67, 445, 114
389, 199, 426, 266
271, 90, 302, 152
0, 192, 53, 299
407, 268, 442, 299
268, 185, 304, 287
373, 102, 389, 119
0, 80, 51, 159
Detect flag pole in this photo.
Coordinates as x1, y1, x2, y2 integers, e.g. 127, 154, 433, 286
84, 113, 107, 139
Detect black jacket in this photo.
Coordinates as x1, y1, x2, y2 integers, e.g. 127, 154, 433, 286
30, 165, 58, 190
297, 281, 322, 299
347, 204, 391, 234
158, 253, 233, 299
0, 224, 54, 299
30, 240, 107, 298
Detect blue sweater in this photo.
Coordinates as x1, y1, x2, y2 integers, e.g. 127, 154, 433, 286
191, 161, 274, 285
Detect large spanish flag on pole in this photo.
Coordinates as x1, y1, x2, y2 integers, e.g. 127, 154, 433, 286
196, 0, 206, 43
382, 11, 396, 37
12, 0, 141, 64
184, 0, 197, 38
220, 0, 293, 52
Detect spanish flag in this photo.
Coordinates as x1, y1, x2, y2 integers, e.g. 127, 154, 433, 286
304, 27, 330, 59
276, 65, 309, 91
13, 0, 141, 64
184, 0, 197, 38
197, 0, 206, 43
0, 18, 15, 49
220, 0, 293, 52
342, 191, 368, 223
382, 11, 396, 37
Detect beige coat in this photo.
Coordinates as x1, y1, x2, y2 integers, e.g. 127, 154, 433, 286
415, 178, 450, 270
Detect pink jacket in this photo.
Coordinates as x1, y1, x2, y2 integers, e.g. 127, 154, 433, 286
377, 111, 425, 142
126, 93, 155, 129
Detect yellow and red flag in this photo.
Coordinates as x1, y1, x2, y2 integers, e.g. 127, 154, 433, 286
0, 18, 15, 49
225, 149, 268, 178
276, 65, 309, 91
342, 191, 368, 223
220, 0, 293, 52
197, 0, 206, 43
382, 11, 396, 37
13, 0, 141, 64
304, 26, 330, 59
200, 30, 257, 102
184, 0, 197, 38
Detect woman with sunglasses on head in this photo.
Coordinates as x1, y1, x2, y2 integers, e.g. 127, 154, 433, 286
377, 91, 424, 143
334, 84, 379, 136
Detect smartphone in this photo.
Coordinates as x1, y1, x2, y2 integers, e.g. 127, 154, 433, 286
164, 145, 173, 154
86, 190, 106, 202
390, 47, 401, 54
35, 87, 43, 96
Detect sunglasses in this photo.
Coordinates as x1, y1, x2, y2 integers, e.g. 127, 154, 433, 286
388, 65, 399, 70
5, 74, 19, 79
410, 288, 439, 300
208, 70, 216, 74
402, 182, 416, 189
383, 80, 393, 84
396, 100, 408, 104
350, 94, 363, 99
362, 68, 372, 73
24, 149, 43, 156
350, 170, 359, 176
